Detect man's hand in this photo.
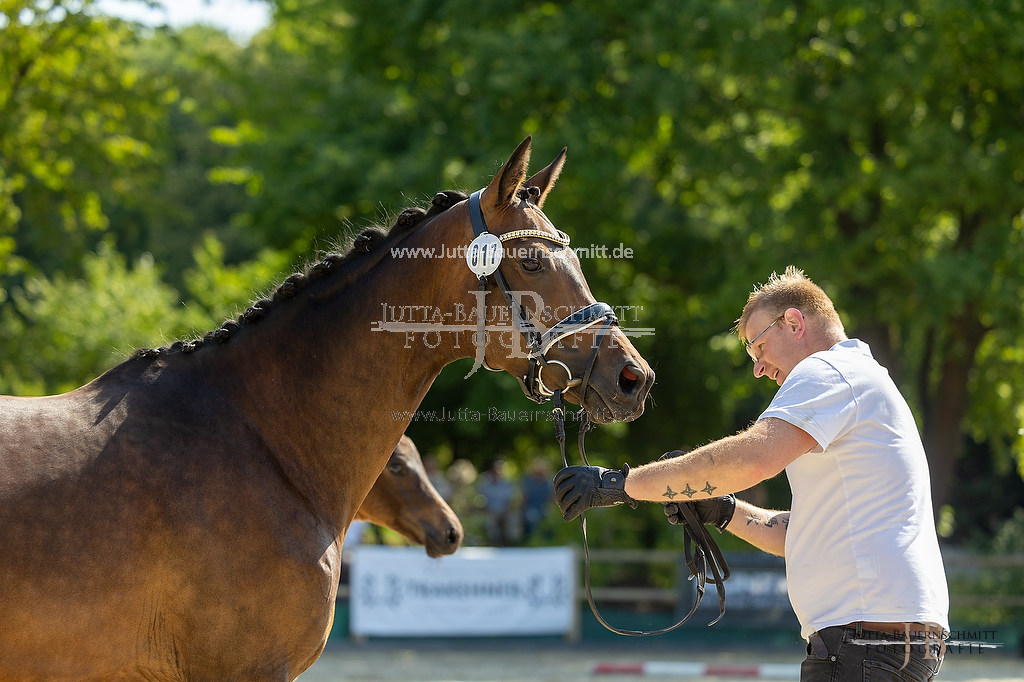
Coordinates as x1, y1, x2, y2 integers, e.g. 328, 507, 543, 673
553, 465, 637, 522
664, 495, 736, 532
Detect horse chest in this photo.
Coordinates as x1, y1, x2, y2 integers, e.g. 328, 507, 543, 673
147, 521, 341, 680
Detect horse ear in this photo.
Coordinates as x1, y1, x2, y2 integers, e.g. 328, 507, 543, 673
524, 147, 566, 209
484, 136, 532, 208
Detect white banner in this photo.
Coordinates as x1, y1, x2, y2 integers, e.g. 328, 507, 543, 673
349, 546, 576, 637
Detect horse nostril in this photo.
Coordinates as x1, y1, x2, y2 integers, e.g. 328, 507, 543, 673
619, 365, 641, 394
446, 525, 461, 547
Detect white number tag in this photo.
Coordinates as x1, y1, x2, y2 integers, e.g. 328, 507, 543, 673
465, 233, 503, 276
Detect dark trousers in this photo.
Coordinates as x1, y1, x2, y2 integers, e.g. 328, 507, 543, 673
801, 624, 944, 681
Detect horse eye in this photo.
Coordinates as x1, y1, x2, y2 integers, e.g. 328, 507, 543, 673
387, 462, 405, 475
520, 258, 542, 272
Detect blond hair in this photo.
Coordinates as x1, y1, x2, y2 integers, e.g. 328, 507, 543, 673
734, 266, 844, 341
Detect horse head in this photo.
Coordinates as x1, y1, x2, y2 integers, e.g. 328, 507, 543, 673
353, 435, 462, 557
424, 137, 655, 423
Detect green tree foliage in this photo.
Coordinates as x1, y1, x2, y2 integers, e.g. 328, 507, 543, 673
0, 0, 170, 279
0, 240, 195, 394
694, 1, 1024, 522
2, 0, 1022, 549
231, 0, 1023, 536
0, 2, 293, 392
114, 24, 259, 280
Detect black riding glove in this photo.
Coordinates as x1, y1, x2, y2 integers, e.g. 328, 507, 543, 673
664, 495, 736, 532
553, 464, 637, 522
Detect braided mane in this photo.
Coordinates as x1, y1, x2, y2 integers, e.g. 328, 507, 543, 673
133, 190, 468, 359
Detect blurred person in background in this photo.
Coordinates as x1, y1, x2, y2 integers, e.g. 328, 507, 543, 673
424, 454, 453, 501
478, 459, 515, 546
445, 458, 486, 545
520, 458, 553, 540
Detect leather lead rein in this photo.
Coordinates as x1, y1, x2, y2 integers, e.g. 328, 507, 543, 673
551, 392, 731, 636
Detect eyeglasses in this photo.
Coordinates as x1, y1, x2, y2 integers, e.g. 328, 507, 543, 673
744, 314, 785, 362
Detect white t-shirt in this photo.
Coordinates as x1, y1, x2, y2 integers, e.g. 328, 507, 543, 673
759, 339, 949, 639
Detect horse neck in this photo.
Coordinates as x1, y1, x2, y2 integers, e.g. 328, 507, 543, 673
210, 216, 474, 529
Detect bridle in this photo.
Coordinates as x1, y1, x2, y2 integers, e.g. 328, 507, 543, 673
466, 188, 618, 405
466, 188, 730, 635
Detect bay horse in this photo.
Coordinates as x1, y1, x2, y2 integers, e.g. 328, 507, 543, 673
0, 137, 653, 680
353, 435, 461, 558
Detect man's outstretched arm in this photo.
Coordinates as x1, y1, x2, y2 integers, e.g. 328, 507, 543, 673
623, 417, 816, 502
553, 418, 814, 523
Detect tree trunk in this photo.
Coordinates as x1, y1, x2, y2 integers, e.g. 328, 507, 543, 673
921, 309, 987, 515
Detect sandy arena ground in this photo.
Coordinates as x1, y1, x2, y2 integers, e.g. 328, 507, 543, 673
298, 638, 1023, 682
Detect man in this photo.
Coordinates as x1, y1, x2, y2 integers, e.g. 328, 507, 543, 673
554, 266, 949, 681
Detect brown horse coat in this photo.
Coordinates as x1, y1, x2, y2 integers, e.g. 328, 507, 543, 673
0, 138, 652, 680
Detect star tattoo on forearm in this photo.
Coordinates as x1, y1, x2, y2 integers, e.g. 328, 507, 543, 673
662, 482, 717, 500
